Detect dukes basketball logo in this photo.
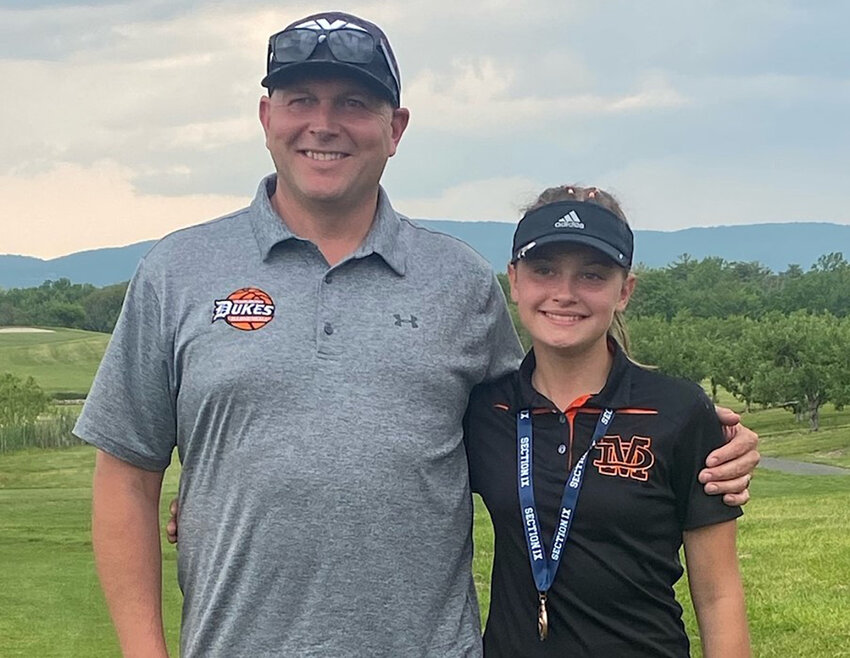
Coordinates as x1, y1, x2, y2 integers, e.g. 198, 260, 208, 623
212, 288, 275, 331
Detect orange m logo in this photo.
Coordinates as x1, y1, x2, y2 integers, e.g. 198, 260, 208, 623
593, 435, 655, 481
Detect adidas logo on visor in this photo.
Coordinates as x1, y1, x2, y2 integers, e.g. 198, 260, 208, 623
554, 211, 585, 230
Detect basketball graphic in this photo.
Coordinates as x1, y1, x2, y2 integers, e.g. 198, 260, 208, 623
212, 287, 275, 331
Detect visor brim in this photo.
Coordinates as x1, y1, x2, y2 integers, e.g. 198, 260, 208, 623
514, 232, 631, 268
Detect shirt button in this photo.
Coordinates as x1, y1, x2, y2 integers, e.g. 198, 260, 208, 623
324, 273, 333, 284
558, 444, 567, 455
558, 414, 566, 424
323, 322, 334, 336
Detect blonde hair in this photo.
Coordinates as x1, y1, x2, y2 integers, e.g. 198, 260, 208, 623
523, 185, 633, 355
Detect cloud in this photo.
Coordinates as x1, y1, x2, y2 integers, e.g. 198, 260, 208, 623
394, 176, 545, 221
1, 0, 848, 259
0, 161, 249, 259
603, 157, 850, 231
403, 58, 689, 134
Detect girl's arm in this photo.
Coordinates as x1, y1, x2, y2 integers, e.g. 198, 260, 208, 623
683, 520, 750, 658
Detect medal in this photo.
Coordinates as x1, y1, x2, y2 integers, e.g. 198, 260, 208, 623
537, 592, 549, 641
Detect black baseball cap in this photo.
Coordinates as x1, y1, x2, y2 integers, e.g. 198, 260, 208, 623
261, 11, 401, 107
511, 201, 634, 268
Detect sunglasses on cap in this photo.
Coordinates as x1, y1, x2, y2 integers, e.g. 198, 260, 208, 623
266, 27, 400, 102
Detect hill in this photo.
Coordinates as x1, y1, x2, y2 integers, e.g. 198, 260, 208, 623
0, 328, 110, 395
2, 221, 849, 288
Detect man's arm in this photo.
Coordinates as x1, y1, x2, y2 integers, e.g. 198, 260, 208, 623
701, 406, 760, 506
92, 449, 169, 658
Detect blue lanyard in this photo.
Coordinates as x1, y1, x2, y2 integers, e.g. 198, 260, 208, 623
517, 407, 615, 594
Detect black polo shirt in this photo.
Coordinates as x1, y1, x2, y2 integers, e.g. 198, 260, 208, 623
464, 343, 742, 657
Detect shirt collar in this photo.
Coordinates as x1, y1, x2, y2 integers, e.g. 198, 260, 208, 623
248, 174, 407, 276
517, 338, 635, 411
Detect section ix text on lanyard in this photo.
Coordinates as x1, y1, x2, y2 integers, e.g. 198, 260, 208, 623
517, 407, 615, 641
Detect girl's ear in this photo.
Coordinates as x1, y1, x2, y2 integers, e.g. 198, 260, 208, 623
507, 262, 519, 303
616, 272, 637, 312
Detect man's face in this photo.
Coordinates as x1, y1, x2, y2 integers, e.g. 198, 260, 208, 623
259, 75, 409, 211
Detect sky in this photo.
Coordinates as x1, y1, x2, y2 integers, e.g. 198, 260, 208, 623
1, 0, 848, 259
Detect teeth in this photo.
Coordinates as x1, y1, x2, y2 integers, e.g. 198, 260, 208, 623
544, 312, 583, 321
304, 150, 346, 161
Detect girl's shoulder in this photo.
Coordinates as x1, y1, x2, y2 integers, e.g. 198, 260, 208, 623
623, 362, 716, 424
468, 368, 523, 413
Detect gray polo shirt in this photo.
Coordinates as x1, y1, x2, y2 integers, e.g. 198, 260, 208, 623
75, 176, 523, 658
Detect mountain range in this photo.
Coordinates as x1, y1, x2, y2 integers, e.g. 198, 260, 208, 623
2, 221, 848, 289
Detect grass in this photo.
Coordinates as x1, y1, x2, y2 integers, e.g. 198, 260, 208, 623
0, 447, 181, 657
1, 446, 849, 656
0, 328, 110, 396
705, 385, 850, 468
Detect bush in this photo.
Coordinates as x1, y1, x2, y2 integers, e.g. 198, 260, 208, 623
0, 372, 48, 428
0, 407, 82, 454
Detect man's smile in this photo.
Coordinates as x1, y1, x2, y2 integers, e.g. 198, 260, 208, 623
300, 149, 349, 161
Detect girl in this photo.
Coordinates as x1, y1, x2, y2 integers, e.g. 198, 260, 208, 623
464, 185, 749, 657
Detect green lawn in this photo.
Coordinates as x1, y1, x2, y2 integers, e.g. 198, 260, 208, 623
1, 446, 849, 656
0, 447, 181, 657
0, 328, 111, 396
738, 405, 850, 469
705, 385, 850, 468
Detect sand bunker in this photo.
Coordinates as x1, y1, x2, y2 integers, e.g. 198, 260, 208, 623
0, 327, 56, 334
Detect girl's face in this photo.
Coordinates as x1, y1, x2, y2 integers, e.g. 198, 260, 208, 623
508, 243, 636, 357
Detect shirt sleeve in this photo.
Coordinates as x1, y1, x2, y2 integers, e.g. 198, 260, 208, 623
672, 388, 743, 530
73, 256, 177, 471
481, 273, 523, 382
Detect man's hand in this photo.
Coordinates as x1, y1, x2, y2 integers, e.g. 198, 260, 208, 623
166, 498, 179, 545
700, 406, 760, 506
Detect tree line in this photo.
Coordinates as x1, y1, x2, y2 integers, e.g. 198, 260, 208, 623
628, 312, 850, 430
0, 278, 127, 333
3, 252, 847, 334
1, 252, 848, 431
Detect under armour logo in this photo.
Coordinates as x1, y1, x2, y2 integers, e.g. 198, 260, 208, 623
393, 314, 418, 328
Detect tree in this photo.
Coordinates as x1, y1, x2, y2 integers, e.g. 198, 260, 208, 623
627, 267, 678, 319
82, 283, 128, 332
628, 313, 710, 383
747, 312, 850, 430
0, 373, 48, 428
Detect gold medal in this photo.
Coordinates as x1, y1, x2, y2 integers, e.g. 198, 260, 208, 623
537, 592, 549, 641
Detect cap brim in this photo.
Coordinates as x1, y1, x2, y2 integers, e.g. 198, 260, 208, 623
261, 60, 398, 106
517, 232, 630, 267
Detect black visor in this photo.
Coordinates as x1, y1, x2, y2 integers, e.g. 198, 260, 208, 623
511, 201, 633, 268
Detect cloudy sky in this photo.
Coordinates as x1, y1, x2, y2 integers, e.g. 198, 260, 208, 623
1, 0, 848, 259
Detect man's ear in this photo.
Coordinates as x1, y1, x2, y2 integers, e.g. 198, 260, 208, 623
387, 107, 410, 157
259, 94, 273, 138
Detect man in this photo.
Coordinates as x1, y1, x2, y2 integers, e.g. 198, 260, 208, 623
76, 11, 758, 657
